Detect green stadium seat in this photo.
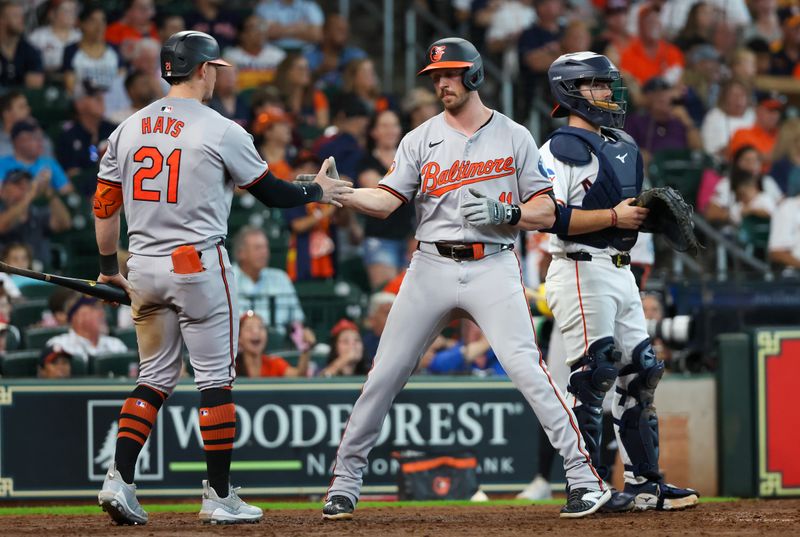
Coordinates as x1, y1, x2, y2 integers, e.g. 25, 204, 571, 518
10, 299, 49, 330
739, 215, 771, 256
112, 327, 138, 349
24, 86, 71, 129
4, 325, 21, 351
92, 351, 139, 377
23, 326, 68, 350
18, 282, 56, 300
1, 350, 40, 377
648, 149, 711, 206
266, 326, 287, 352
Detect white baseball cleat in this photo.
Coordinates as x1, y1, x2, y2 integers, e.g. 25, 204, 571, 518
97, 463, 148, 525
198, 480, 263, 524
559, 487, 612, 518
516, 475, 553, 501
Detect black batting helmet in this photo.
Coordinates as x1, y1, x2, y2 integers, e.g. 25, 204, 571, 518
160, 31, 231, 81
417, 37, 484, 91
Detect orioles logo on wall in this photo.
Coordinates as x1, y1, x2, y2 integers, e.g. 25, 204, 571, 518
432, 476, 451, 496
430, 46, 446, 62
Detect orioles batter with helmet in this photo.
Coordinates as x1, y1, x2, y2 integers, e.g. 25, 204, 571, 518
320, 37, 610, 520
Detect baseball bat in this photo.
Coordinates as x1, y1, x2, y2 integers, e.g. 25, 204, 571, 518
0, 261, 131, 306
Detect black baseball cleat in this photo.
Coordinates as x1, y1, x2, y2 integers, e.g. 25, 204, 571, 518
624, 480, 699, 511
599, 489, 636, 513
322, 495, 355, 520
559, 487, 611, 518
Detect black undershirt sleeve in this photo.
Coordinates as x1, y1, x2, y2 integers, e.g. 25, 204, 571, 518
244, 170, 323, 208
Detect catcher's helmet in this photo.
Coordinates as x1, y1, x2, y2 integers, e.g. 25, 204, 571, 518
548, 51, 626, 128
160, 31, 231, 81
417, 37, 484, 91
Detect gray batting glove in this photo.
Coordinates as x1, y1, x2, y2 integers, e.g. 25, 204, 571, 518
309, 157, 353, 207
461, 188, 511, 226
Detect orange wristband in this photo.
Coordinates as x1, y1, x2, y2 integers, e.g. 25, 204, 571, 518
610, 208, 618, 227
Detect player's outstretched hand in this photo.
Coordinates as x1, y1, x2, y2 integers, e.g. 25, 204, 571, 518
462, 188, 507, 226
614, 197, 649, 229
314, 157, 353, 208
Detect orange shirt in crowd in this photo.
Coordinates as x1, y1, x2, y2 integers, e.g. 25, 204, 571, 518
259, 355, 290, 377
619, 38, 684, 85
105, 22, 158, 46
269, 160, 294, 180
728, 125, 777, 168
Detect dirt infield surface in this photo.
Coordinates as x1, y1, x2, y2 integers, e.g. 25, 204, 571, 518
1, 499, 798, 537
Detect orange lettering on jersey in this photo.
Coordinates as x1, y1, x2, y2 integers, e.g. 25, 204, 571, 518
165, 117, 177, 136
141, 117, 151, 134
153, 116, 164, 134
170, 121, 184, 138
420, 157, 516, 197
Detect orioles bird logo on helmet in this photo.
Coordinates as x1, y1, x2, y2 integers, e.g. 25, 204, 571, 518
430, 46, 446, 62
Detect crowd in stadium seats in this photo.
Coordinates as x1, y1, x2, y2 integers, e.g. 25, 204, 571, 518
0, 0, 799, 379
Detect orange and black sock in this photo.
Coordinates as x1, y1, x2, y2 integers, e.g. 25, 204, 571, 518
199, 388, 236, 498
114, 384, 167, 484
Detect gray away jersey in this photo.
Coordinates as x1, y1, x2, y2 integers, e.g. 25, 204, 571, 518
99, 97, 268, 256
379, 111, 552, 244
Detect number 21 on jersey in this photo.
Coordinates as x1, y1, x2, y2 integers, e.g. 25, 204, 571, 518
133, 146, 181, 203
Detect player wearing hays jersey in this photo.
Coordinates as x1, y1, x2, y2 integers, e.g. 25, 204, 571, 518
539, 51, 699, 511
93, 31, 351, 526
321, 38, 610, 520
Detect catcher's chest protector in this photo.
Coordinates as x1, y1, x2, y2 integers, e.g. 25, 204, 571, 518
549, 126, 642, 251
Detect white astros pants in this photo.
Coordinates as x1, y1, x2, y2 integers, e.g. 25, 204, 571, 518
327, 249, 604, 505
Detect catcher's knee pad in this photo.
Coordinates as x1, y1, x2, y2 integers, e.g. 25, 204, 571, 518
616, 339, 665, 479
568, 337, 620, 478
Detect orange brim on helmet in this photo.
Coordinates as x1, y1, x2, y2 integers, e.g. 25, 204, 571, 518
208, 58, 233, 67
417, 61, 474, 76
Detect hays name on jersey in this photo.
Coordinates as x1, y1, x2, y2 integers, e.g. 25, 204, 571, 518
421, 157, 515, 197
141, 115, 185, 138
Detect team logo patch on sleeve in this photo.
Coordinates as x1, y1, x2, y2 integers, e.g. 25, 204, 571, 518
386, 161, 396, 176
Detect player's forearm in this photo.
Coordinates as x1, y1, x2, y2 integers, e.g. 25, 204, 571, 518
516, 195, 557, 231
95, 212, 121, 256
342, 187, 401, 219
568, 208, 614, 235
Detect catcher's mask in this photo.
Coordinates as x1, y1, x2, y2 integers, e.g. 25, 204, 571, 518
548, 51, 627, 129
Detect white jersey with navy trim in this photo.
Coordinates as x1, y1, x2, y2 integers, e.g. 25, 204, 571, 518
99, 96, 268, 256
379, 111, 552, 244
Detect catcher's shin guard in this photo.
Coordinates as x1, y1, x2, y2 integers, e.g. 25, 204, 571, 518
567, 337, 620, 481
615, 339, 665, 480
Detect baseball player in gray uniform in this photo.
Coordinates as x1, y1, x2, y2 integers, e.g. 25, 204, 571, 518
321, 38, 610, 520
539, 51, 699, 511
93, 31, 350, 525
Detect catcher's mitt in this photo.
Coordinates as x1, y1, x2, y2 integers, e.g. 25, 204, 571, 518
636, 187, 702, 255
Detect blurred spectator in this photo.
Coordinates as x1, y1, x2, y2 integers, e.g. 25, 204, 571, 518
0, 313, 10, 355
342, 58, 394, 115
401, 87, 440, 130
319, 319, 367, 377
744, 0, 782, 45
518, 0, 564, 92
105, 0, 158, 60
641, 292, 671, 364
107, 69, 159, 124
746, 37, 774, 75
0, 169, 70, 268
770, 118, 800, 195
704, 145, 782, 225
317, 94, 370, 181
56, 80, 116, 187
730, 47, 758, 83
361, 291, 395, 366
619, 3, 684, 87
0, 271, 21, 301
184, 0, 240, 51
105, 38, 165, 122
62, 5, 121, 97
0, 120, 72, 194
672, 1, 714, 50
156, 12, 185, 45
700, 78, 754, 159
628, 0, 751, 39
625, 77, 702, 165
0, 91, 55, 157
209, 65, 250, 128
222, 14, 286, 90
46, 295, 127, 364
357, 109, 414, 289
37, 344, 72, 378
28, 0, 80, 76
1, 242, 39, 290
40, 287, 77, 327
0, 0, 45, 89
253, 105, 295, 179
559, 19, 592, 54
727, 91, 786, 168
768, 175, 800, 270
681, 44, 723, 126
770, 7, 800, 76
591, 0, 631, 66
485, 0, 537, 78
232, 226, 305, 331
285, 201, 336, 281
305, 14, 366, 90
255, 0, 324, 51
235, 310, 313, 377
419, 320, 504, 376
275, 53, 329, 136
